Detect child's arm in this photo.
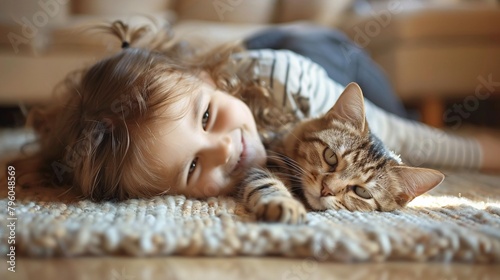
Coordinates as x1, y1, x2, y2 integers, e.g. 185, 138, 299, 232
247, 49, 494, 171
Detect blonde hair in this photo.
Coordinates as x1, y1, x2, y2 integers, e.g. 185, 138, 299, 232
12, 20, 296, 201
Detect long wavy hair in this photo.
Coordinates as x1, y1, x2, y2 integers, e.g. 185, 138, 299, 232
12, 20, 296, 201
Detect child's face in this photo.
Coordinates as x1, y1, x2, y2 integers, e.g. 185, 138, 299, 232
154, 75, 267, 198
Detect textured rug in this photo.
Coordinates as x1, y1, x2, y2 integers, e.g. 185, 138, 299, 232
1, 128, 500, 262
1, 167, 500, 262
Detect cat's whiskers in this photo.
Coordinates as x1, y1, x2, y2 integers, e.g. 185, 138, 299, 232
271, 172, 302, 184
335, 200, 347, 210
266, 153, 307, 176
270, 158, 317, 187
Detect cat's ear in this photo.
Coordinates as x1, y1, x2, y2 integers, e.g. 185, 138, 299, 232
392, 166, 445, 206
325, 82, 367, 133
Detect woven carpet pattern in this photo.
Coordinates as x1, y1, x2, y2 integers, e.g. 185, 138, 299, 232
1, 171, 500, 262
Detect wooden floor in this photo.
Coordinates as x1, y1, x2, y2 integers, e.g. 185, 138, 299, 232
2, 257, 499, 280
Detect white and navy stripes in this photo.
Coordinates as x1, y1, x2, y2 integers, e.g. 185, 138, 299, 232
241, 49, 482, 170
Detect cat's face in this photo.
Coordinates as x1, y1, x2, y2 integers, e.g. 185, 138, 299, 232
281, 83, 444, 212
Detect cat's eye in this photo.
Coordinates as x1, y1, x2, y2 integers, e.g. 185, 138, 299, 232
202, 104, 210, 130
352, 185, 372, 199
323, 148, 338, 167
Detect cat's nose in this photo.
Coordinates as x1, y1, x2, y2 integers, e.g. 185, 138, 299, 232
321, 185, 335, 197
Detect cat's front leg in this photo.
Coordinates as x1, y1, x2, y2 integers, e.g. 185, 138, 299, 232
240, 168, 307, 224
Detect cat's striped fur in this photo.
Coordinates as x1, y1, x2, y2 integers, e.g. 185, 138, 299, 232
238, 83, 445, 224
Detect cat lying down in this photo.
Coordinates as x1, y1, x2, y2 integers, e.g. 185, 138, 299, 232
237, 83, 445, 224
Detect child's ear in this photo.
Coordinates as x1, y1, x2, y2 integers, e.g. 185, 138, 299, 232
392, 166, 445, 206
325, 82, 367, 132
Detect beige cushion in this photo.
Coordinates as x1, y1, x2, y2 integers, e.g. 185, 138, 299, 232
373, 44, 500, 101
0, 0, 69, 23
0, 0, 70, 54
172, 20, 269, 47
275, 0, 353, 27
348, 4, 500, 47
174, 0, 277, 24
0, 12, 176, 56
72, 0, 173, 16
48, 17, 267, 54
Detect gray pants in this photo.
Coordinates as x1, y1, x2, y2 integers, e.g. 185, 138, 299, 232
244, 24, 411, 119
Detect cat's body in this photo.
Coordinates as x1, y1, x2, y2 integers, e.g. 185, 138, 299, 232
238, 83, 445, 224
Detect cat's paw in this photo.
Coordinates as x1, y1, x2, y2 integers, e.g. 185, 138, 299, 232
255, 197, 307, 224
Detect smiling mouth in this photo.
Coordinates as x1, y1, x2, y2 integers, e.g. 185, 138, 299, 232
232, 132, 246, 176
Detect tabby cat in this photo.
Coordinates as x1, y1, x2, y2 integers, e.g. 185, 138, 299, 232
238, 83, 445, 224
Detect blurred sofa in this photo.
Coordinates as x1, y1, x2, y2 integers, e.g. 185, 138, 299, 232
341, 1, 500, 126
1, 0, 499, 128
0, 0, 352, 105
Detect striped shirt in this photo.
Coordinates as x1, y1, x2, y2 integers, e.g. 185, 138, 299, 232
240, 49, 482, 170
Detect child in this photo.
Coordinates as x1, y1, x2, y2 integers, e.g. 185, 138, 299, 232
13, 21, 500, 201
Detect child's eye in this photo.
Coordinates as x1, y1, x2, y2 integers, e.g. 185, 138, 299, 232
202, 105, 210, 130
187, 158, 198, 181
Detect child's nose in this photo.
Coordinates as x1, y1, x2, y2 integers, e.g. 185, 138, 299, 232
207, 135, 232, 167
